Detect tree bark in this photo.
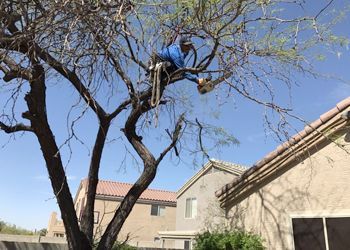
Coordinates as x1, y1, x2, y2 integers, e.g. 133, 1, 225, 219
97, 160, 158, 249
80, 120, 111, 244
25, 64, 90, 249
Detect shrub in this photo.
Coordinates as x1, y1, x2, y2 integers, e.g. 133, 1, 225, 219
111, 242, 137, 250
193, 230, 265, 250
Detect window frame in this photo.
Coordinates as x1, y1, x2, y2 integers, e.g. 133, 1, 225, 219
291, 217, 326, 250
184, 197, 197, 219
290, 214, 350, 250
184, 240, 192, 250
150, 204, 166, 216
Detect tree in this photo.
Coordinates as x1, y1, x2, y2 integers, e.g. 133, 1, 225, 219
38, 228, 48, 236
0, 220, 35, 235
0, 0, 347, 249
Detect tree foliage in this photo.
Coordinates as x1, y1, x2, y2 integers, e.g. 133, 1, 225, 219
0, 219, 45, 236
0, 0, 347, 249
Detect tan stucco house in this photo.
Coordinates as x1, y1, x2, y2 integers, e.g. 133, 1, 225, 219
48, 179, 177, 248
47, 212, 66, 238
159, 159, 247, 249
216, 97, 350, 250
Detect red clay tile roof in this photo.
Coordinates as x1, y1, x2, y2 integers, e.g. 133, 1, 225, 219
216, 97, 350, 203
82, 179, 176, 203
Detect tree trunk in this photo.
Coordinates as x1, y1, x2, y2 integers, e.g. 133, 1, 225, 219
97, 160, 157, 249
80, 120, 110, 244
25, 65, 91, 249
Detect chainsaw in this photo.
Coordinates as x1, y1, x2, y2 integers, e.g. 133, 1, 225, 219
198, 74, 214, 95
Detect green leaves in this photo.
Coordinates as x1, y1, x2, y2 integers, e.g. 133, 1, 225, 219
194, 230, 265, 250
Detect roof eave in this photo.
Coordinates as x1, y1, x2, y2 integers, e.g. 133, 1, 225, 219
177, 159, 247, 198
95, 194, 177, 206
217, 104, 350, 209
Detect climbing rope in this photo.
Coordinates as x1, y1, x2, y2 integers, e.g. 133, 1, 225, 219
150, 61, 170, 126
151, 62, 162, 108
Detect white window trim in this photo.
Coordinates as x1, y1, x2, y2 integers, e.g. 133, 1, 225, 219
184, 197, 197, 219
151, 204, 166, 216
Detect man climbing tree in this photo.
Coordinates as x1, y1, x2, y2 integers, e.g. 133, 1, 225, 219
0, 0, 347, 249
150, 37, 213, 95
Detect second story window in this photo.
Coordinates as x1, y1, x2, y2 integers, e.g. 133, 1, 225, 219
185, 197, 197, 219
151, 204, 165, 216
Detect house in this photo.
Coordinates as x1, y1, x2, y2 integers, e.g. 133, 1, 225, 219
47, 179, 177, 248
47, 212, 65, 238
216, 97, 350, 250
158, 159, 247, 249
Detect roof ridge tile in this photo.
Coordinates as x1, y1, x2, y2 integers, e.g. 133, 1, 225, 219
81, 179, 176, 203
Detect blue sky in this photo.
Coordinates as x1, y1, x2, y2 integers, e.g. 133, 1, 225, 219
1, 2, 350, 232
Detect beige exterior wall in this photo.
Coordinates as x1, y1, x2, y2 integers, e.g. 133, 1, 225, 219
48, 185, 176, 248
47, 212, 66, 238
175, 169, 238, 249
177, 169, 236, 231
226, 131, 350, 250
92, 198, 176, 248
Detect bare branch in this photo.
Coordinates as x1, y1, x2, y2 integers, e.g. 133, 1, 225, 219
0, 121, 33, 133
156, 113, 184, 165
0, 51, 32, 81
195, 118, 210, 160
37, 48, 108, 119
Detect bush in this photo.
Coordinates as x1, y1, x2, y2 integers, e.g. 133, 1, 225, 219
193, 230, 265, 250
111, 242, 137, 250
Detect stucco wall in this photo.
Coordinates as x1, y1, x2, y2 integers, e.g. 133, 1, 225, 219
47, 212, 65, 238
51, 184, 176, 248
227, 130, 350, 250
176, 169, 238, 232
93, 198, 176, 248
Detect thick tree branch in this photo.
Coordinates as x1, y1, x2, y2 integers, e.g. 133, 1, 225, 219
0, 34, 107, 119
80, 120, 111, 244
98, 101, 157, 248
0, 122, 34, 133
0, 9, 21, 34
36, 48, 107, 119
0, 51, 32, 81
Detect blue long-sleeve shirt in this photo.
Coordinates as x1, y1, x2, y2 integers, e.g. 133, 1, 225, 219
157, 44, 198, 83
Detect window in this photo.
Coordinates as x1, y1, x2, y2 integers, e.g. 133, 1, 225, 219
151, 204, 165, 216
94, 211, 100, 224
326, 217, 350, 250
292, 218, 326, 250
185, 198, 197, 219
184, 240, 191, 250
292, 217, 350, 250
